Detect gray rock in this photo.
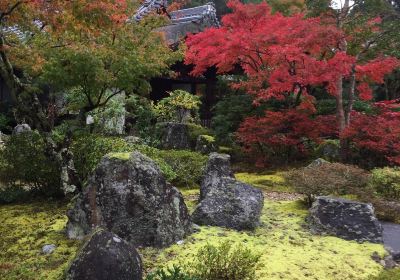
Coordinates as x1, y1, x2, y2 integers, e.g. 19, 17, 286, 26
13, 124, 31, 135
192, 153, 264, 230
308, 196, 383, 243
67, 151, 192, 248
66, 229, 142, 280
195, 135, 217, 154
199, 153, 234, 200
42, 244, 56, 255
158, 122, 190, 150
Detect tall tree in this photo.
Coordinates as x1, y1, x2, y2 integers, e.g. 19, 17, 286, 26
0, 0, 180, 194
185, 0, 399, 159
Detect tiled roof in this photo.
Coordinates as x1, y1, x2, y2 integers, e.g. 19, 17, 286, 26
134, 1, 219, 46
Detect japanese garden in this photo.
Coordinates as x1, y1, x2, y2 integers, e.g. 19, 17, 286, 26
1, 0, 400, 279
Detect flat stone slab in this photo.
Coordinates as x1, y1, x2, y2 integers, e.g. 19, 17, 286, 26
308, 196, 383, 243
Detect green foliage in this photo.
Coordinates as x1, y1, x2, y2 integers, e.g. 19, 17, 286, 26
146, 265, 197, 280
211, 91, 253, 145
285, 161, 370, 206
0, 186, 30, 204
369, 167, 400, 201
0, 131, 62, 198
157, 150, 208, 187
189, 241, 261, 280
92, 94, 126, 135
187, 124, 213, 147
71, 135, 176, 184
314, 139, 340, 162
125, 94, 158, 145
154, 90, 201, 123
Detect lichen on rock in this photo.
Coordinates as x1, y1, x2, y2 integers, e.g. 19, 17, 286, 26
66, 151, 192, 247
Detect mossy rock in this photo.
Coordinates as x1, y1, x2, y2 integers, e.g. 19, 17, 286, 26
195, 135, 217, 154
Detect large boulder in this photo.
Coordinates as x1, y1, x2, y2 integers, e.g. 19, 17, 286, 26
66, 229, 142, 280
308, 196, 383, 243
158, 122, 190, 150
67, 151, 192, 247
192, 153, 264, 230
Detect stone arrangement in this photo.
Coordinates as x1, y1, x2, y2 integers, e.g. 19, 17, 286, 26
66, 229, 142, 280
192, 153, 264, 230
66, 151, 192, 248
308, 196, 383, 243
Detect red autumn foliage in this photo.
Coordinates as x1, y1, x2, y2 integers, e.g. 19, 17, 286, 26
185, 0, 400, 165
185, 1, 399, 107
342, 100, 400, 166
237, 109, 324, 163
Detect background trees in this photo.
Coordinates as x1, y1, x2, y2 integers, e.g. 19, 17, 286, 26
186, 0, 400, 166
0, 0, 181, 194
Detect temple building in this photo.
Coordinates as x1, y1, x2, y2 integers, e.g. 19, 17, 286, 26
134, 1, 220, 121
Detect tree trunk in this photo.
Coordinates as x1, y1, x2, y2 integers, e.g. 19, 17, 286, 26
335, 76, 349, 161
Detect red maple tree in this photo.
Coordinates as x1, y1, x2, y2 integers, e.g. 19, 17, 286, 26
185, 0, 399, 163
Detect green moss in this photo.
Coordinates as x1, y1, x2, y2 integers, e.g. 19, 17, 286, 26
199, 135, 215, 143
141, 196, 386, 280
0, 201, 81, 280
235, 171, 294, 193
107, 152, 131, 160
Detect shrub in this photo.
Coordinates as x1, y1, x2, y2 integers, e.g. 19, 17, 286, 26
190, 241, 261, 280
314, 139, 340, 162
146, 265, 197, 280
342, 101, 400, 167
237, 109, 324, 165
0, 185, 30, 204
285, 161, 370, 207
157, 149, 208, 187
154, 90, 201, 123
211, 91, 254, 145
369, 167, 400, 201
0, 131, 62, 197
72, 135, 176, 184
186, 124, 213, 147
125, 94, 159, 145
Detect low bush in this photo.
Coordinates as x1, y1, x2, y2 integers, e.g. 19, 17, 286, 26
0, 185, 30, 204
190, 241, 261, 280
285, 160, 370, 206
149, 242, 260, 280
186, 124, 213, 147
369, 167, 400, 201
157, 149, 208, 187
153, 90, 201, 123
72, 135, 176, 184
146, 265, 197, 280
0, 131, 62, 198
72, 135, 207, 187
314, 139, 340, 162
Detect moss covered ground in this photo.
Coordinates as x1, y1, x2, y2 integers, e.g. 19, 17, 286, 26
141, 189, 387, 280
0, 171, 393, 280
0, 201, 80, 280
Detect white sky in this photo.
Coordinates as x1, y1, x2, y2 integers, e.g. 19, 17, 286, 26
331, 0, 355, 9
